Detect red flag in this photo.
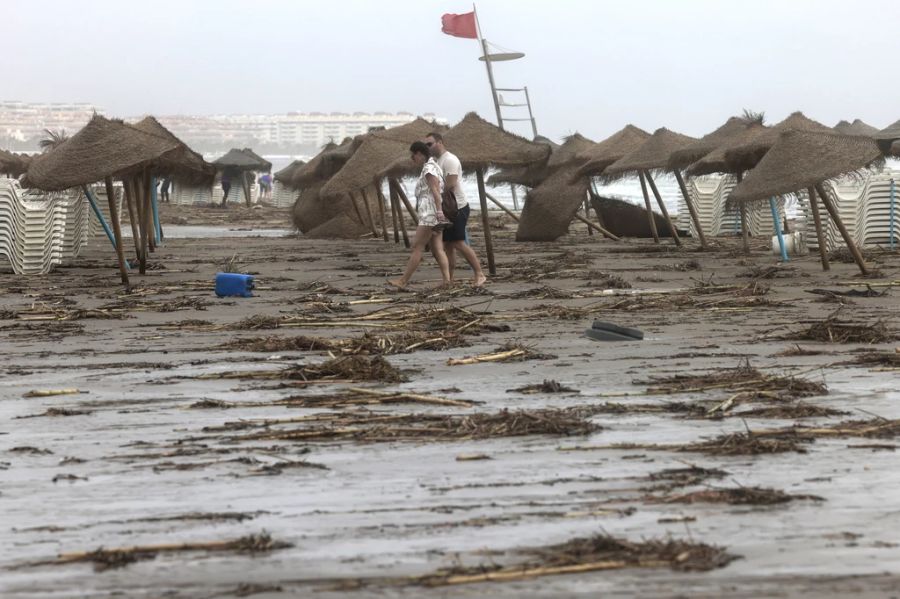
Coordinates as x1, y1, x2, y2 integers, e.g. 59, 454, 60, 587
441, 12, 478, 39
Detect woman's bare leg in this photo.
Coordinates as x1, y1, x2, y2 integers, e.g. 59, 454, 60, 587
431, 232, 451, 286
388, 226, 431, 288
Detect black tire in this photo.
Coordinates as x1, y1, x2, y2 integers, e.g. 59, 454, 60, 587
590, 320, 644, 340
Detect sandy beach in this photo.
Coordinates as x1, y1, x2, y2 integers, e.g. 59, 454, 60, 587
1, 207, 899, 598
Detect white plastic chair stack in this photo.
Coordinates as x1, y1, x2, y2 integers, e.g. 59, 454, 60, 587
0, 178, 92, 274
270, 181, 297, 208
172, 184, 213, 205
858, 172, 900, 247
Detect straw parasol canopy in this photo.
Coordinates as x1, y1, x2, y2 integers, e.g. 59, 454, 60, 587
22, 114, 179, 191
603, 127, 698, 179
668, 116, 756, 171
721, 111, 833, 173
319, 117, 445, 198
440, 112, 550, 170
289, 140, 339, 188
274, 159, 306, 186
212, 148, 272, 172
729, 130, 883, 206
516, 165, 590, 241
490, 133, 593, 189
874, 119, 900, 155
574, 125, 651, 178
132, 116, 215, 184
0, 149, 31, 177
685, 122, 770, 177
833, 119, 879, 137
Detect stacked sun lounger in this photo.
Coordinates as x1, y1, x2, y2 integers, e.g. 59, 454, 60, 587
84, 183, 123, 236
682, 175, 787, 238
0, 178, 92, 274
171, 183, 259, 205
271, 181, 297, 208
796, 169, 900, 250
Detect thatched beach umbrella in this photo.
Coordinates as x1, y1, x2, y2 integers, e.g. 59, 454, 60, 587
274, 159, 306, 187
668, 116, 754, 172
833, 119, 879, 137
874, 119, 900, 156
575, 124, 651, 178
0, 149, 30, 177
439, 112, 552, 274
721, 111, 832, 174
515, 133, 620, 241
487, 134, 566, 189
730, 130, 881, 275
602, 128, 699, 247
24, 114, 182, 284
212, 148, 272, 207
132, 116, 214, 184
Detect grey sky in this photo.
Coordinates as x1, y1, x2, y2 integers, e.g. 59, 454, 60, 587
6, 0, 900, 141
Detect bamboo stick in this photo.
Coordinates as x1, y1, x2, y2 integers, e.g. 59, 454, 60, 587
807, 186, 830, 271
644, 170, 681, 246
735, 171, 750, 254
104, 177, 129, 288
475, 167, 497, 276
815, 183, 868, 275
359, 188, 379, 237
573, 213, 620, 241
391, 178, 418, 224
484, 191, 520, 221
638, 171, 660, 243
673, 169, 708, 249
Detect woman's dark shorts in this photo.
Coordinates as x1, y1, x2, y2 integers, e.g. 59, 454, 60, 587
442, 204, 470, 242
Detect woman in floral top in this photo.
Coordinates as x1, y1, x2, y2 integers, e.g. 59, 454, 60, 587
387, 141, 451, 289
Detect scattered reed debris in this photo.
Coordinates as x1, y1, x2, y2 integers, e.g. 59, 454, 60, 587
784, 310, 896, 344
220, 330, 469, 355
197, 354, 406, 383
221, 335, 339, 352
448, 342, 557, 366
646, 486, 823, 505
507, 380, 579, 394
23, 533, 290, 572
410, 535, 737, 587
205, 407, 599, 444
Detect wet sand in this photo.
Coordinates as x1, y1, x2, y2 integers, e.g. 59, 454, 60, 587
1, 210, 899, 598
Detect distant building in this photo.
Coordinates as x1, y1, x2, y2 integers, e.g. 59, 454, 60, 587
0, 101, 445, 154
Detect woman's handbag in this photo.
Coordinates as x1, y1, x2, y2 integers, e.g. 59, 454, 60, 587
441, 189, 459, 222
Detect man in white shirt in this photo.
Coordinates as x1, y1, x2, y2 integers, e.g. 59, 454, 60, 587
425, 132, 487, 287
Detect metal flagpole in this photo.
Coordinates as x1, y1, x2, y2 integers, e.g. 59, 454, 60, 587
473, 3, 520, 210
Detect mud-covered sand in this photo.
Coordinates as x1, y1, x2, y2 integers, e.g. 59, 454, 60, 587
1, 209, 899, 598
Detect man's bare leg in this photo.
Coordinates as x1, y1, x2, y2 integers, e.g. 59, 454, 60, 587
450, 240, 487, 286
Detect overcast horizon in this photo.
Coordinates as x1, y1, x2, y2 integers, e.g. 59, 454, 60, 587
6, 0, 900, 142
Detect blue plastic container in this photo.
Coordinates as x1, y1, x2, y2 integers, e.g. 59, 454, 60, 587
215, 273, 255, 298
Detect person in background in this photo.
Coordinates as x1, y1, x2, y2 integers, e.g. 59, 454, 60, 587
220, 170, 232, 207
387, 141, 451, 289
425, 132, 487, 287
259, 171, 273, 201
160, 176, 172, 203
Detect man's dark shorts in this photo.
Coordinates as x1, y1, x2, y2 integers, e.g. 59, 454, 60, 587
443, 204, 469, 242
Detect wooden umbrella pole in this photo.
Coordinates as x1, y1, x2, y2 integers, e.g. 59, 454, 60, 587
243, 172, 252, 207
389, 183, 410, 248
735, 171, 750, 254
373, 182, 389, 242
391, 178, 418, 224
815, 183, 868, 275
123, 179, 142, 263
484, 191, 520, 222
673, 170, 708, 249
644, 170, 681, 246
385, 181, 400, 243
583, 199, 594, 236
807, 186, 830, 271
144, 170, 155, 253
574, 213, 620, 241
104, 177, 129, 288
637, 171, 660, 243
475, 167, 497, 276
347, 191, 365, 226
137, 174, 149, 274
359, 188, 379, 237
